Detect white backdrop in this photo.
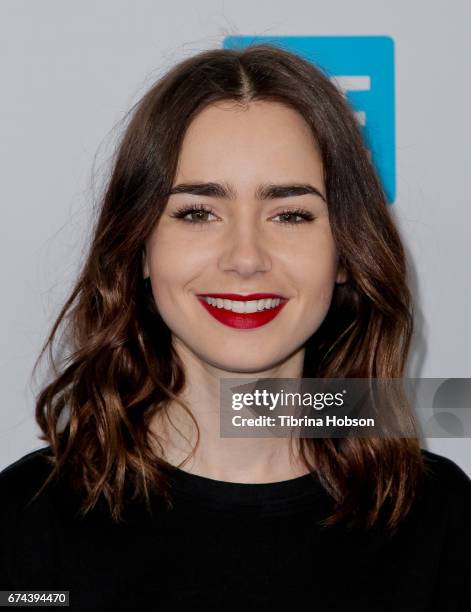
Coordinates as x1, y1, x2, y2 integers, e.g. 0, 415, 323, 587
1, 0, 469, 474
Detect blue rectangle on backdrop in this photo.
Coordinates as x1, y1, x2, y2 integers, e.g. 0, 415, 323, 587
223, 36, 395, 204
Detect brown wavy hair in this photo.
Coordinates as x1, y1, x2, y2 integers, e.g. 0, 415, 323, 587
31, 42, 424, 530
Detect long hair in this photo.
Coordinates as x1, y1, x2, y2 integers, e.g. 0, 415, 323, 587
31, 42, 423, 530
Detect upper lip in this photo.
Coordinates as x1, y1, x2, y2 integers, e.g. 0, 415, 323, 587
196, 293, 287, 301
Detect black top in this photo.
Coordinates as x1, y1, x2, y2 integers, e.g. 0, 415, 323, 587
0, 446, 470, 611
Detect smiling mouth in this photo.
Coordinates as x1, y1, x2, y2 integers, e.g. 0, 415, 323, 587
195, 293, 289, 329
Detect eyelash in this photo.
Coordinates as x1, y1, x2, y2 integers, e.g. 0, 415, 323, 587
170, 203, 315, 225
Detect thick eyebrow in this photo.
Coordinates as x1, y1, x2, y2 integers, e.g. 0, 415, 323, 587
167, 181, 326, 202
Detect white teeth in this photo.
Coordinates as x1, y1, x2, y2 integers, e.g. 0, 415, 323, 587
245, 301, 259, 313
232, 301, 245, 314
202, 297, 282, 313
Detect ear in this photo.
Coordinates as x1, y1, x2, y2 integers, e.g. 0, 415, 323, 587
335, 262, 348, 284
142, 248, 149, 279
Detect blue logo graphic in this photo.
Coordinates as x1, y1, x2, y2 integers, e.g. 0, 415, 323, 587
223, 36, 396, 204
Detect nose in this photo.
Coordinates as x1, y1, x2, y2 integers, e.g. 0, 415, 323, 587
219, 216, 272, 278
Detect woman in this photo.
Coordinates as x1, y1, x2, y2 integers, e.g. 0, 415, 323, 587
0, 43, 469, 611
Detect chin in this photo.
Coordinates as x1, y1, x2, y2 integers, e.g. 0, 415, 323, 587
209, 355, 287, 375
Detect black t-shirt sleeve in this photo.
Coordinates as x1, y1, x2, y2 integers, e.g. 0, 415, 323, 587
0, 447, 57, 590
421, 451, 471, 611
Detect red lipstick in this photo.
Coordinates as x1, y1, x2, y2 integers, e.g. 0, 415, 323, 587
196, 293, 289, 330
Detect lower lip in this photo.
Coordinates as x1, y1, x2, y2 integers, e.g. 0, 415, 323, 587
197, 298, 289, 329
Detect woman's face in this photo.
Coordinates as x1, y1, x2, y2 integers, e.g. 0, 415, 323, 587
143, 100, 346, 373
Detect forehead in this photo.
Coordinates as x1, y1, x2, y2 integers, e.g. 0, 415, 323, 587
174, 100, 323, 183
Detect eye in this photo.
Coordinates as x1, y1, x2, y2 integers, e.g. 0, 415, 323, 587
271, 208, 316, 224
170, 204, 218, 223
170, 204, 316, 225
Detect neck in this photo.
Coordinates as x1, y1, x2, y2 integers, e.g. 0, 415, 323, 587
148, 337, 314, 483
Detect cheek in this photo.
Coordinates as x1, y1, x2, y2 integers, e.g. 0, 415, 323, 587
294, 238, 339, 308
304, 267, 337, 310
148, 229, 209, 295
315, 282, 336, 312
